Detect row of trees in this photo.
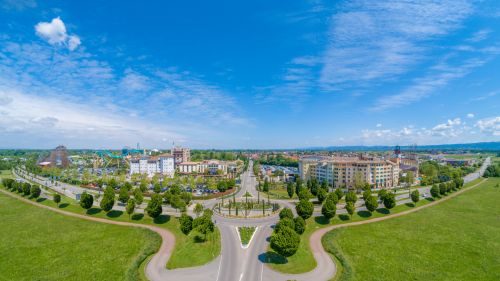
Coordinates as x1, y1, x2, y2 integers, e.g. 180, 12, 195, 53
430, 178, 465, 198
2, 179, 41, 199
484, 164, 500, 178
270, 208, 305, 257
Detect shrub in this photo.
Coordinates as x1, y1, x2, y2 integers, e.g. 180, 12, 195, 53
296, 199, 314, 220
364, 195, 379, 213
179, 214, 194, 235
30, 185, 41, 198
383, 192, 396, 209
293, 216, 306, 235
79, 192, 93, 210
270, 226, 300, 257
279, 208, 294, 220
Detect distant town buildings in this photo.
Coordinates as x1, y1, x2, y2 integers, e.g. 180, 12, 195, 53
299, 154, 400, 189
129, 154, 175, 177
38, 145, 71, 168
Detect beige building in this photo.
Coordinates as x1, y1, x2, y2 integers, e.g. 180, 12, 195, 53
299, 155, 400, 189
172, 146, 190, 164
177, 160, 239, 176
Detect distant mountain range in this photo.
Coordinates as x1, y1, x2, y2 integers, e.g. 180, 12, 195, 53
299, 142, 500, 152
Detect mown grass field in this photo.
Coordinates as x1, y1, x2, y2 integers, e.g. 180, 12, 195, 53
0, 191, 161, 281
0, 171, 221, 270
267, 178, 483, 274
323, 177, 500, 281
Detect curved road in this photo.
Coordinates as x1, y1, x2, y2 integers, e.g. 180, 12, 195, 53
10, 157, 491, 281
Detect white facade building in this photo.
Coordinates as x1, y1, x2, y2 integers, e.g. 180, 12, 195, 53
129, 154, 175, 177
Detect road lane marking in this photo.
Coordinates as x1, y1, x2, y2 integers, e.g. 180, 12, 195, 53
239, 273, 244, 281
260, 263, 264, 281
215, 255, 223, 281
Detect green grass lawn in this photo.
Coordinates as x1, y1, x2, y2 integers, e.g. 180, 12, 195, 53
267, 178, 484, 274
0, 169, 13, 179
0, 181, 221, 270
238, 226, 256, 246
323, 177, 500, 281
0, 191, 161, 281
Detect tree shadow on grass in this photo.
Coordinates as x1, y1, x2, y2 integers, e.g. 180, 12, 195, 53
106, 210, 123, 218
314, 216, 330, 225
405, 202, 415, 208
259, 251, 288, 264
59, 203, 69, 208
376, 208, 390, 215
338, 214, 350, 221
153, 214, 170, 224
36, 198, 46, 203
425, 197, 435, 202
86, 208, 102, 215
357, 210, 372, 218
131, 213, 144, 221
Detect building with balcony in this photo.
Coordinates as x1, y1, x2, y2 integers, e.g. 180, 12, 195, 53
129, 154, 175, 177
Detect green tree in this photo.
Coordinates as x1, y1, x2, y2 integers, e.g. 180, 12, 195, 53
125, 198, 135, 219
364, 195, 378, 213
439, 183, 447, 195
153, 182, 162, 194
296, 199, 314, 220
383, 192, 396, 209
294, 216, 306, 234
346, 201, 355, 218
53, 194, 61, 207
22, 182, 31, 196
270, 226, 300, 257
317, 188, 327, 203
118, 186, 130, 204
321, 197, 336, 220
139, 179, 148, 192
362, 189, 371, 201
192, 214, 215, 241
30, 185, 41, 199
345, 191, 358, 204
133, 188, 144, 205
146, 194, 163, 218
275, 218, 295, 233
263, 178, 270, 192
326, 192, 339, 205
79, 192, 93, 210
411, 190, 420, 206
378, 189, 388, 201
100, 186, 115, 212
279, 208, 294, 220
430, 184, 440, 198
353, 171, 366, 191
194, 203, 204, 217
295, 178, 302, 197
179, 213, 194, 235
286, 181, 294, 199
298, 189, 310, 201
335, 188, 344, 200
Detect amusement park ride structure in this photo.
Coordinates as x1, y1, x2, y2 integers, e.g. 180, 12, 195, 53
92, 147, 144, 169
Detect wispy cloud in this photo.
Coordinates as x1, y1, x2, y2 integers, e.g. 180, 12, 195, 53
320, 0, 473, 89
372, 57, 488, 111
0, 18, 250, 148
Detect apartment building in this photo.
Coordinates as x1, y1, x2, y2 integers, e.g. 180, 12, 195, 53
299, 155, 400, 189
177, 160, 238, 176
129, 154, 175, 177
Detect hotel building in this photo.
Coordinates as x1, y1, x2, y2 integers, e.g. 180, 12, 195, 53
299, 155, 400, 189
129, 154, 175, 177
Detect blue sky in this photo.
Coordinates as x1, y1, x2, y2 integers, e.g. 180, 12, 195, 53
0, 0, 499, 149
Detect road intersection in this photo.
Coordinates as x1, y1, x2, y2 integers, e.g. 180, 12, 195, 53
12, 158, 491, 281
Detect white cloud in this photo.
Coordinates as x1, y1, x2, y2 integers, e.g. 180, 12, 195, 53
68, 35, 81, 51
376, 123, 382, 127
2, 0, 36, 10
320, 0, 473, 89
476, 116, 500, 136
35, 17, 81, 50
467, 113, 475, 118
0, 90, 185, 147
467, 29, 491, 43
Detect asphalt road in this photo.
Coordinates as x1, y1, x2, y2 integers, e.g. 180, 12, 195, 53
13, 157, 492, 281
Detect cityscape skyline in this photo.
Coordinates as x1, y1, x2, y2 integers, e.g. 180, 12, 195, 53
0, 0, 499, 149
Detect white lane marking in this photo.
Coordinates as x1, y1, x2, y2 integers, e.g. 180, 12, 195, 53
239, 273, 244, 281
215, 255, 223, 281
260, 263, 264, 281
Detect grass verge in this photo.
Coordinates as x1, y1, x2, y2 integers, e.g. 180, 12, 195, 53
267, 178, 483, 274
323, 177, 500, 281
